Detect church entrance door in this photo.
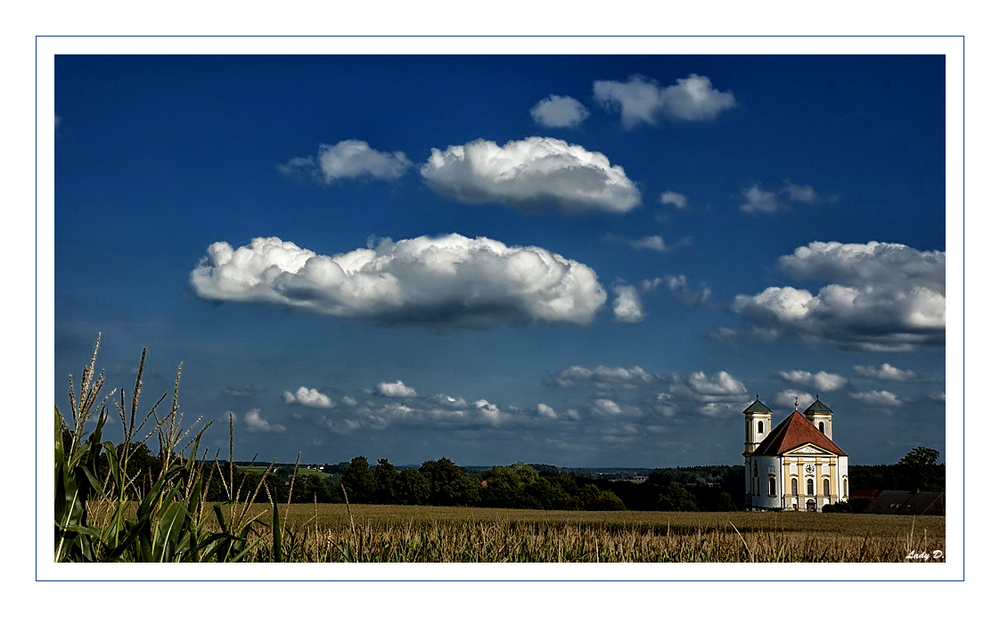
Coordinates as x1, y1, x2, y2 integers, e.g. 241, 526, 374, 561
806, 499, 816, 512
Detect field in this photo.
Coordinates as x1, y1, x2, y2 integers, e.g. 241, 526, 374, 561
207, 502, 946, 563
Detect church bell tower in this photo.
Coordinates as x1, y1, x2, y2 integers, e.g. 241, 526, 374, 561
743, 396, 773, 456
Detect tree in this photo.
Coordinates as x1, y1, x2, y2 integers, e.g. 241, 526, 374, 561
897, 447, 944, 492
372, 458, 400, 504
656, 482, 700, 511
340, 456, 376, 503
419, 458, 481, 506
394, 468, 431, 505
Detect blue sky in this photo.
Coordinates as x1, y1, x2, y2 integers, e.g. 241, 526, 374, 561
53, 53, 947, 468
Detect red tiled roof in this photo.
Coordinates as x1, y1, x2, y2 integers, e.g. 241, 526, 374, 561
752, 411, 846, 457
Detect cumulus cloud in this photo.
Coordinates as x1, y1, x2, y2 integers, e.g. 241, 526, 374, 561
774, 389, 815, 411
420, 137, 641, 213
779, 241, 945, 295
283, 386, 335, 408
739, 181, 834, 214
545, 365, 655, 388
854, 363, 919, 382
662, 371, 749, 417
241, 409, 286, 433
377, 380, 418, 397
537, 403, 558, 419
774, 370, 849, 393
850, 390, 904, 407
607, 234, 692, 253
191, 234, 607, 328
612, 283, 645, 323
732, 241, 945, 351
659, 190, 688, 209
530, 95, 590, 128
630, 236, 670, 252
279, 140, 412, 182
643, 274, 711, 307
592, 398, 624, 416
593, 74, 736, 128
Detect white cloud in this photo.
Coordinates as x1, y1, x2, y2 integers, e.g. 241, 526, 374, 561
774, 370, 849, 392
663, 371, 748, 417
774, 389, 815, 411
530, 95, 590, 128
644, 274, 711, 306
612, 283, 645, 323
420, 137, 641, 213
242, 409, 286, 433
732, 241, 945, 351
592, 398, 624, 416
850, 390, 904, 407
593, 74, 736, 128
739, 181, 834, 214
629, 236, 669, 252
191, 234, 607, 328
377, 380, 418, 397
536, 403, 558, 419
854, 363, 919, 382
608, 234, 692, 253
279, 139, 411, 182
475, 399, 503, 424
283, 386, 335, 408
779, 241, 945, 295
659, 191, 688, 209
546, 365, 655, 388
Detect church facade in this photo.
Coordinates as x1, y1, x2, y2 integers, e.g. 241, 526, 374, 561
743, 397, 849, 511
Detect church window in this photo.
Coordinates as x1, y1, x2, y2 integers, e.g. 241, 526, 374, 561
807, 479, 814, 495
768, 476, 776, 496
791, 478, 798, 496
843, 478, 848, 495
824, 478, 830, 495
757, 420, 764, 433
819, 421, 825, 435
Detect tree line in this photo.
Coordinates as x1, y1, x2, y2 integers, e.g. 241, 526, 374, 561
96, 441, 943, 513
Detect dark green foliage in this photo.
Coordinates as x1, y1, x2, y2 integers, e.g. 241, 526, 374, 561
419, 458, 481, 506
850, 451, 945, 494
394, 468, 431, 505
655, 483, 700, 512
373, 458, 400, 504
340, 456, 377, 503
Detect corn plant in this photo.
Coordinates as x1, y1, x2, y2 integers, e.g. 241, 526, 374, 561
54, 336, 284, 562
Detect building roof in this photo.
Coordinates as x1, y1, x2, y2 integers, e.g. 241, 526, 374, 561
751, 410, 847, 457
863, 490, 945, 515
742, 398, 773, 415
804, 399, 833, 414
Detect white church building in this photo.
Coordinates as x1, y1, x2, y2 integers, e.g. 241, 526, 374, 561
743, 396, 849, 511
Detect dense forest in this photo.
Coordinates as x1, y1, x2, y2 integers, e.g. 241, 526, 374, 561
99, 441, 943, 513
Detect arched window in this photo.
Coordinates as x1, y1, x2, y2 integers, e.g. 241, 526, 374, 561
757, 420, 764, 433
807, 479, 814, 495
818, 421, 825, 435
843, 478, 848, 496
824, 478, 830, 495
792, 478, 798, 496
768, 476, 776, 497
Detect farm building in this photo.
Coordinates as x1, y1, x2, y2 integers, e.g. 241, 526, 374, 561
863, 490, 945, 515
743, 397, 849, 512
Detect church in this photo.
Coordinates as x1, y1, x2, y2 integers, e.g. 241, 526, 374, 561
743, 396, 849, 511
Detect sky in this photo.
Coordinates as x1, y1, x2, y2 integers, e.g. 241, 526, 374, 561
52, 52, 948, 469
